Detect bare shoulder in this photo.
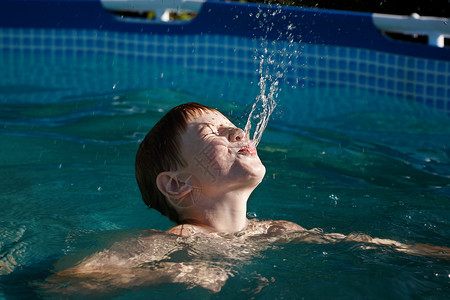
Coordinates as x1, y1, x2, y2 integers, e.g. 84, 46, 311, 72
167, 224, 210, 236
254, 219, 306, 234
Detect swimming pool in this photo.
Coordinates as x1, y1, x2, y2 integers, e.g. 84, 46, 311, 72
1, 0, 450, 298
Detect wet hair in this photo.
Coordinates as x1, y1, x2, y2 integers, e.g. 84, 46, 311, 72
135, 102, 219, 224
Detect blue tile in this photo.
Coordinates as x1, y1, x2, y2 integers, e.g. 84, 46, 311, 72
318, 46, 326, 55
406, 82, 414, 91
359, 63, 367, 72
176, 46, 185, 54
329, 72, 337, 81
307, 69, 316, 78
318, 58, 326, 68
297, 68, 306, 78
166, 57, 174, 64
417, 59, 425, 70
349, 73, 356, 82
437, 61, 446, 72
208, 46, 216, 55
298, 56, 306, 65
319, 70, 326, 78
176, 57, 184, 65
437, 88, 445, 97
426, 86, 434, 96
96, 39, 105, 48
329, 59, 336, 69
358, 75, 366, 85
426, 60, 435, 71
387, 67, 395, 77
127, 43, 135, 52
426, 74, 435, 84
157, 45, 164, 53
415, 85, 424, 94
407, 58, 415, 68
387, 80, 395, 90
359, 50, 367, 60
349, 61, 357, 71
388, 55, 395, 65
417, 73, 425, 82
328, 47, 337, 57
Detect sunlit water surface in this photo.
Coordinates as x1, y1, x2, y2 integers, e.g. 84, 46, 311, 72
0, 52, 449, 299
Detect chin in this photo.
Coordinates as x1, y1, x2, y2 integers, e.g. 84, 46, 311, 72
245, 162, 266, 184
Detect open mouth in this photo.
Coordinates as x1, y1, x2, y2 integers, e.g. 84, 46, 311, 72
237, 145, 257, 155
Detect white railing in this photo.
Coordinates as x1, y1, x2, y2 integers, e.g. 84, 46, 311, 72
373, 13, 450, 48
101, 0, 206, 22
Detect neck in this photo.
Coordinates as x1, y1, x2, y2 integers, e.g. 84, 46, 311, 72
182, 189, 251, 233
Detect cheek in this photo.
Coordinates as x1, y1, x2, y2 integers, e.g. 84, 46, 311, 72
189, 144, 231, 181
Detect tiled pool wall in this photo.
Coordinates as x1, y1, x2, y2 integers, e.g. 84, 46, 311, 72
1, 27, 450, 113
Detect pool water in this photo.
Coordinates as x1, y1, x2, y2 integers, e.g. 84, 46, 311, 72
1, 51, 449, 299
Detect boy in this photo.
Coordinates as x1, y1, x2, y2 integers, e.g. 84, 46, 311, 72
45, 103, 448, 296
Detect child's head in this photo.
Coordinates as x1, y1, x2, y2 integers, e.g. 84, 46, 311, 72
135, 102, 265, 224
135, 103, 220, 223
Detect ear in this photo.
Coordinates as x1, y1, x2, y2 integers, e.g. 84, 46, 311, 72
156, 171, 193, 200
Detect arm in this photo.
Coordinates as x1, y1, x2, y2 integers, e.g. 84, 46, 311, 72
44, 257, 229, 296
289, 229, 449, 260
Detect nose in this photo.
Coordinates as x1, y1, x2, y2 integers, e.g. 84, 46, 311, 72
229, 127, 246, 142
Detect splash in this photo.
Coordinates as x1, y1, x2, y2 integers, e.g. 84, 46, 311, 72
244, 52, 281, 148
244, 3, 297, 148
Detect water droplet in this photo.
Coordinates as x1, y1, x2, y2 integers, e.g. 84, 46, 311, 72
98, 187, 102, 192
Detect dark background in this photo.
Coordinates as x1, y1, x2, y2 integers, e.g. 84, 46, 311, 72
238, 0, 450, 17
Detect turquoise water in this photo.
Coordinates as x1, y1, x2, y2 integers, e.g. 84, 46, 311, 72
1, 51, 449, 299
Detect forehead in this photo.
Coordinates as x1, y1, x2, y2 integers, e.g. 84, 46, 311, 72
187, 110, 234, 128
